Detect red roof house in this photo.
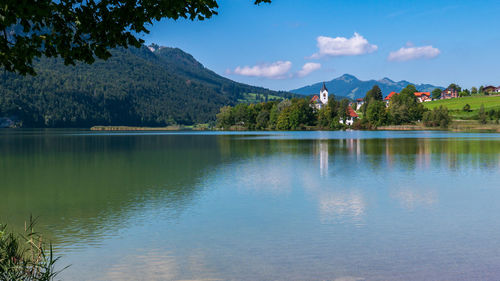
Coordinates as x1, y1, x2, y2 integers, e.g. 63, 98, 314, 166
347, 106, 358, 118
414, 92, 430, 97
414, 92, 431, 102
441, 88, 458, 99
339, 106, 359, 126
384, 92, 398, 101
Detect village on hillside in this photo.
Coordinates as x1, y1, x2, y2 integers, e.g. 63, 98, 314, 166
216, 81, 500, 131
310, 83, 500, 125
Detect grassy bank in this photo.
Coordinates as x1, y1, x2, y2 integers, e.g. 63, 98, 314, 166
378, 120, 500, 132
90, 122, 500, 132
377, 124, 434, 131
91, 125, 184, 131
447, 120, 500, 132
90, 124, 212, 131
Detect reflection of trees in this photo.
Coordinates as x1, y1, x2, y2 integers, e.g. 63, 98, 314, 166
0, 133, 226, 248
2, 132, 500, 248
219, 135, 500, 174
350, 137, 489, 171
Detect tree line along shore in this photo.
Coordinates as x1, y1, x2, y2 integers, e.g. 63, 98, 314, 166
214, 84, 500, 132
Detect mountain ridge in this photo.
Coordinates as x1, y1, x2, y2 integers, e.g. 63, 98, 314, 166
0, 45, 293, 127
291, 74, 444, 99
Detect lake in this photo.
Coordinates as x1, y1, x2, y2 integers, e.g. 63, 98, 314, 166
2, 130, 500, 280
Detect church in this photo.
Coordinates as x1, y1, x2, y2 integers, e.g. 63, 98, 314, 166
310, 82, 329, 109
310, 83, 359, 125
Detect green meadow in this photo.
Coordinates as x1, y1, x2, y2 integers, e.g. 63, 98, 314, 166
238, 92, 285, 103
423, 95, 500, 119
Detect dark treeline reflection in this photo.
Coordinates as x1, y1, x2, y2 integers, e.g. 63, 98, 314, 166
0, 132, 230, 247
1, 131, 500, 249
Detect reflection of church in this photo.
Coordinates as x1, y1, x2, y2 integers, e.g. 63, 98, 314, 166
313, 140, 366, 225
317, 139, 365, 177
319, 141, 328, 177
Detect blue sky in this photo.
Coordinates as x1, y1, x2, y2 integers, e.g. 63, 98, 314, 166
142, 0, 500, 91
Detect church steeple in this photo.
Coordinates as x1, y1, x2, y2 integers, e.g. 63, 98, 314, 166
320, 82, 328, 105
321, 82, 328, 92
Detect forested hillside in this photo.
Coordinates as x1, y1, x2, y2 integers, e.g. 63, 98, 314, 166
0, 45, 292, 127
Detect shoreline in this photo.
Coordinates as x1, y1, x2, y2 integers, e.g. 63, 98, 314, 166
90, 125, 199, 131
88, 121, 500, 133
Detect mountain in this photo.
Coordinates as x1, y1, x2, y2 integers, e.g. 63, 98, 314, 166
291, 74, 444, 100
0, 45, 293, 127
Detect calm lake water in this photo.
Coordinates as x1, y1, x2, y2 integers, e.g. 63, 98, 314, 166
2, 130, 500, 280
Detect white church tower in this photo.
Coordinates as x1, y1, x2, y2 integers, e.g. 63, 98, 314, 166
320, 82, 328, 105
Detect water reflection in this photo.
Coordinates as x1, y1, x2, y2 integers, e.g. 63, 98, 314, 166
319, 141, 328, 177
104, 251, 180, 280
391, 188, 438, 210
3, 132, 498, 237
2, 130, 500, 280
318, 191, 365, 225
0, 133, 227, 248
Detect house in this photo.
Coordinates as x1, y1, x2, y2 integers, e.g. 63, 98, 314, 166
349, 99, 364, 111
384, 91, 398, 106
339, 106, 359, 126
384, 91, 398, 101
483, 86, 496, 93
355, 98, 364, 110
310, 95, 320, 108
414, 92, 431, 102
483, 85, 500, 94
441, 88, 458, 99
384, 91, 432, 104
311, 82, 329, 109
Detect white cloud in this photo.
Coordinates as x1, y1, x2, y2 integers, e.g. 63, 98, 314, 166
388, 45, 440, 62
296, 62, 321, 77
310, 33, 378, 58
233, 61, 292, 79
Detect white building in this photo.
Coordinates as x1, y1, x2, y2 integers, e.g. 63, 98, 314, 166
339, 106, 359, 126
355, 98, 364, 110
320, 82, 328, 105
311, 82, 329, 109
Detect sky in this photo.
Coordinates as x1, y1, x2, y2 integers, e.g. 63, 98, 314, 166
142, 0, 500, 91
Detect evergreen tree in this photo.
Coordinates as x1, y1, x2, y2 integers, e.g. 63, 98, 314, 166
448, 83, 462, 92
479, 104, 487, 124
366, 101, 389, 127
255, 110, 270, 130
432, 88, 442, 99
365, 85, 383, 102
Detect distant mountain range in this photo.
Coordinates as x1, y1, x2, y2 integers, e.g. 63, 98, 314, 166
0, 45, 293, 127
291, 74, 444, 100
